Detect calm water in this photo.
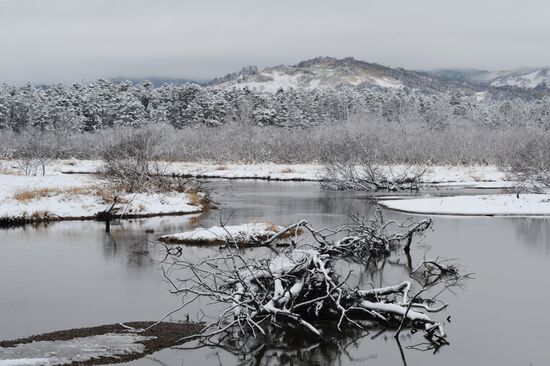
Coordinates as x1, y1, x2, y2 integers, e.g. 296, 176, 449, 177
1, 181, 549, 365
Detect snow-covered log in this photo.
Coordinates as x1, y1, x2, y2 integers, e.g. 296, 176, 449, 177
158, 222, 304, 246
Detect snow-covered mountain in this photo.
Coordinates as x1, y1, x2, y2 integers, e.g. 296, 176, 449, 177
432, 68, 550, 89
489, 68, 550, 89
210, 57, 402, 92
209, 57, 463, 93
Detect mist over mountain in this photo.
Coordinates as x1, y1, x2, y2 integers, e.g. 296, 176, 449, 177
431, 68, 550, 89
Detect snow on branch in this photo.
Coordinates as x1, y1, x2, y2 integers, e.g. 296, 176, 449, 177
154, 210, 468, 354
162, 247, 452, 347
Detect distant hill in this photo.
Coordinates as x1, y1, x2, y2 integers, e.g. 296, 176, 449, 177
208, 56, 475, 94
431, 67, 550, 90
110, 77, 206, 87
111, 57, 549, 99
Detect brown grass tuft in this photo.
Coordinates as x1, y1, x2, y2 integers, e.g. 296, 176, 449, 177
264, 222, 303, 238
13, 185, 128, 205
187, 191, 204, 206
14, 188, 57, 201
31, 210, 51, 220
265, 222, 281, 232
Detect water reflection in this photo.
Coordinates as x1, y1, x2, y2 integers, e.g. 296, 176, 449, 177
181, 325, 378, 366
514, 217, 550, 255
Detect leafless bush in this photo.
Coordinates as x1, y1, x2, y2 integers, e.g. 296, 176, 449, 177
13, 131, 55, 175
16, 158, 41, 176
321, 160, 427, 191
2, 120, 548, 167
100, 125, 176, 192
508, 135, 550, 193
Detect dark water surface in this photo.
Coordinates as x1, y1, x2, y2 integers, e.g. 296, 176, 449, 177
1, 181, 549, 365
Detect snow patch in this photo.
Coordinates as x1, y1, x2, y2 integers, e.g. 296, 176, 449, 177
0, 173, 201, 222
380, 194, 550, 216
0, 333, 153, 366
159, 223, 295, 245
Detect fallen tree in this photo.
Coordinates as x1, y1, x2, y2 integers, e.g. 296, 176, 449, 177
304, 208, 432, 257
158, 213, 460, 344
162, 248, 455, 347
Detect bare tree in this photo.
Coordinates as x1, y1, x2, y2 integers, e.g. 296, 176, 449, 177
508, 136, 550, 194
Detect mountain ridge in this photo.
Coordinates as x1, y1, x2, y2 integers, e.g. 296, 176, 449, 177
110, 57, 550, 99
208, 56, 474, 94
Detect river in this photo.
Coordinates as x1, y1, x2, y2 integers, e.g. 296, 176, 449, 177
1, 181, 549, 365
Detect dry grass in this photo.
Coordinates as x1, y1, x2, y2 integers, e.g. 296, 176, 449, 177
265, 222, 281, 232
279, 167, 294, 174
264, 221, 303, 238
0, 165, 20, 175
14, 188, 58, 201
13, 185, 127, 204
31, 210, 52, 220
186, 191, 204, 207
215, 165, 227, 171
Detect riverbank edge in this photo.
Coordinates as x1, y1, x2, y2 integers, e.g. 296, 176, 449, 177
0, 321, 204, 365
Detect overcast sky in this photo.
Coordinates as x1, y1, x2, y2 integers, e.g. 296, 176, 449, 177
1, 0, 549, 84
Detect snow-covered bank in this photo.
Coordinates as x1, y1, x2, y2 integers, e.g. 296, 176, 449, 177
159, 223, 301, 245
0, 333, 152, 366
0, 173, 202, 226
380, 194, 550, 216
0, 159, 513, 187
0, 321, 204, 366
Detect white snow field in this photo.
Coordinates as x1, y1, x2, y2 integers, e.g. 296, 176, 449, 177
0, 167, 201, 222
0, 333, 153, 366
0, 159, 513, 186
380, 194, 550, 216
159, 223, 298, 245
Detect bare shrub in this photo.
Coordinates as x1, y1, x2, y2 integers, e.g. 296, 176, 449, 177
16, 158, 41, 176
2, 120, 549, 168
508, 135, 550, 193
10, 130, 57, 175
321, 160, 427, 191
100, 125, 174, 192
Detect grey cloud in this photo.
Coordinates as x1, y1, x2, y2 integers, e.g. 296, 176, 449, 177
0, 0, 549, 84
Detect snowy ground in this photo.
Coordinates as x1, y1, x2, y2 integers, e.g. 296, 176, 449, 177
0, 166, 202, 223
0, 159, 513, 187
0, 333, 153, 366
380, 194, 550, 216
159, 223, 299, 245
